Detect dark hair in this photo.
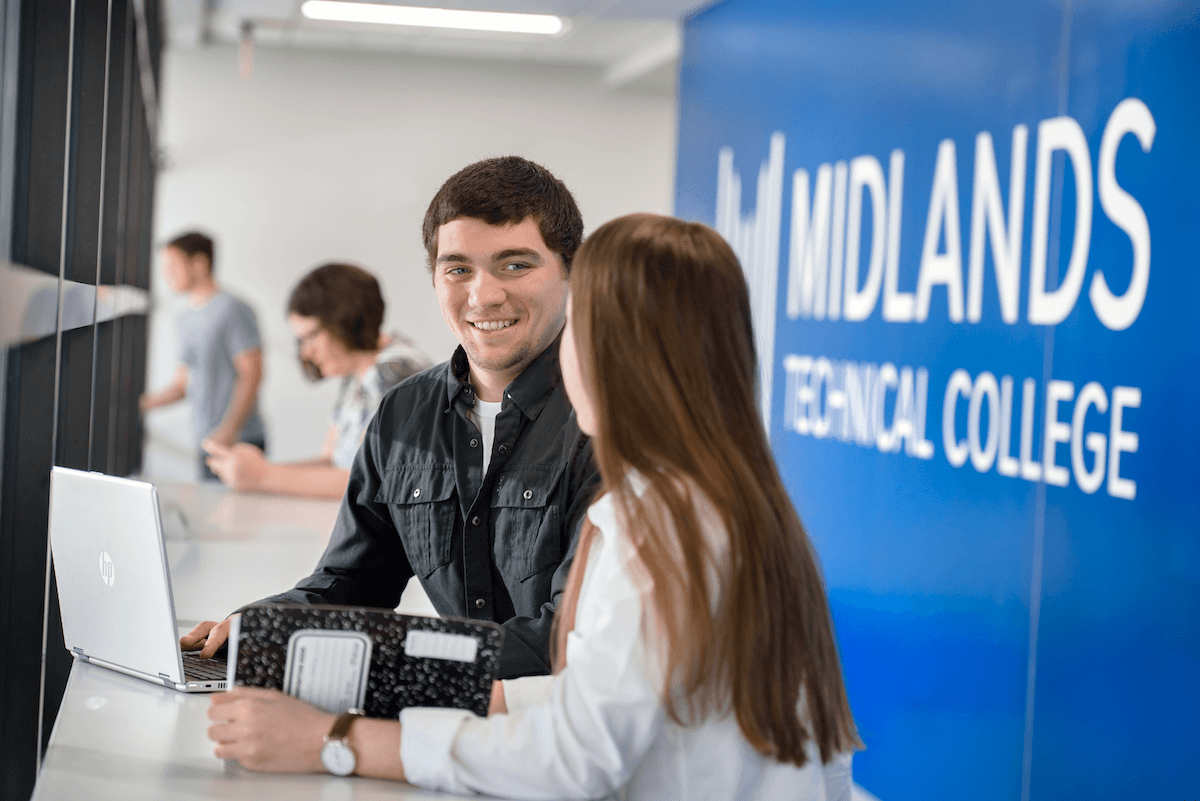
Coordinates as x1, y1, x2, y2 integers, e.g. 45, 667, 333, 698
166, 232, 215, 275
421, 156, 583, 271
287, 263, 385, 381
555, 213, 861, 767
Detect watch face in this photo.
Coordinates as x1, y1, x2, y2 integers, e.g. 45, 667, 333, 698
320, 740, 356, 776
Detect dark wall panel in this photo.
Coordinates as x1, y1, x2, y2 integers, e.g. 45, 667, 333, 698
64, 0, 115, 285
99, 0, 130, 288
12, 0, 71, 275
0, 0, 160, 798
0, 338, 56, 800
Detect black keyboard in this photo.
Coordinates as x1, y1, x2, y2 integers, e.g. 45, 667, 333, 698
182, 652, 228, 681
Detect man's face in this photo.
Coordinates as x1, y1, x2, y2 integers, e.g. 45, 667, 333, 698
160, 246, 195, 293
433, 216, 568, 395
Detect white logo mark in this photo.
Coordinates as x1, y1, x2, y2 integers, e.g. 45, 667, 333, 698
98, 551, 114, 587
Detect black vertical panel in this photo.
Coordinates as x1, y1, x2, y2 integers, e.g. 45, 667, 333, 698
98, 0, 127, 287
144, 0, 160, 86
64, 0, 112, 285
0, 0, 159, 795
91, 319, 113, 471
122, 84, 144, 287
39, 325, 98, 750
112, 314, 146, 475
3, 2, 76, 796
56, 326, 93, 471
135, 111, 154, 289
11, 0, 71, 275
0, 338, 57, 801
40, 568, 70, 755
101, 0, 132, 474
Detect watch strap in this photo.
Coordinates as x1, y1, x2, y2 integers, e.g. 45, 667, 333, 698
327, 708, 365, 742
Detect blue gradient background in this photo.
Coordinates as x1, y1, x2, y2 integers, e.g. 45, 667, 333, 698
674, 2, 1200, 799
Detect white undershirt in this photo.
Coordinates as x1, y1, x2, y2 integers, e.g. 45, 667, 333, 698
474, 400, 503, 475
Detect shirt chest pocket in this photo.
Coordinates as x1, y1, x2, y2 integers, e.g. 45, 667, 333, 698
375, 465, 457, 578
492, 466, 563, 583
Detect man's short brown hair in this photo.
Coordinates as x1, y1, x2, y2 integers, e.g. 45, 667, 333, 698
166, 231, 215, 275
422, 156, 583, 272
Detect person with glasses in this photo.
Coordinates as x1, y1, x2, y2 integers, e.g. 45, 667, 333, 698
204, 262, 432, 500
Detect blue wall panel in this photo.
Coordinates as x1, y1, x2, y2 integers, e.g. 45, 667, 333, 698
674, 2, 1200, 799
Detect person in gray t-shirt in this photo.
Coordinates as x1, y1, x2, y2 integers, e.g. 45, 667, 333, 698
140, 232, 266, 480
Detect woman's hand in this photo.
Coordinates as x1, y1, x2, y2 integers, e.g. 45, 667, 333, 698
207, 687, 333, 773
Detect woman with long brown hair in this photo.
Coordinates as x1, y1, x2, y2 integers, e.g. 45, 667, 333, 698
206, 213, 860, 798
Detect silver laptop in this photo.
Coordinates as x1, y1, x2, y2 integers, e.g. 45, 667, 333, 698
48, 466, 228, 692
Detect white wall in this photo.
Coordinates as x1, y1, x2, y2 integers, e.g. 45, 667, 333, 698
145, 44, 677, 479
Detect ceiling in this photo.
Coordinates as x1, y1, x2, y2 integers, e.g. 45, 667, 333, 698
164, 0, 717, 89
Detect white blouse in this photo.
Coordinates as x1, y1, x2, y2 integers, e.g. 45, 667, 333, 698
400, 486, 853, 800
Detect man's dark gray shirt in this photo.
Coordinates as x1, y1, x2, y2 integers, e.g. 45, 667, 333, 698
258, 337, 600, 679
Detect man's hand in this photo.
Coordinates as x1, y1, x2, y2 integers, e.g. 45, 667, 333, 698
180, 617, 234, 659
207, 687, 332, 773
202, 427, 238, 450
141, 365, 188, 412
203, 441, 268, 491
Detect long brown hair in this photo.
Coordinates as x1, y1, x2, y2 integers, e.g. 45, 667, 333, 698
554, 213, 861, 766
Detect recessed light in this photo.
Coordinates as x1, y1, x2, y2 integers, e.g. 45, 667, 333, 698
300, 1, 564, 36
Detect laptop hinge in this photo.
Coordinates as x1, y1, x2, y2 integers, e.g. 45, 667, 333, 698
158, 673, 175, 687
71, 647, 89, 662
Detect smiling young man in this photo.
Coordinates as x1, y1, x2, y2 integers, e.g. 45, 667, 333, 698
183, 157, 600, 683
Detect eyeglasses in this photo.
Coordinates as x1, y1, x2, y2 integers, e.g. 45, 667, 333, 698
295, 326, 324, 349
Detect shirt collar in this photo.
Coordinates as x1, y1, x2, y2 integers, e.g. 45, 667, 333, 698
446, 332, 564, 421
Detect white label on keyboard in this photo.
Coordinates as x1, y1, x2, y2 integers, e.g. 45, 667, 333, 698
283, 630, 372, 714
404, 630, 478, 663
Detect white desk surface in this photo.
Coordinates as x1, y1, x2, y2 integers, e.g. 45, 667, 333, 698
34, 481, 453, 800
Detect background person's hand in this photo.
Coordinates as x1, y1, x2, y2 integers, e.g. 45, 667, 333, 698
202, 425, 238, 450
203, 441, 268, 491
180, 616, 234, 659
208, 686, 332, 773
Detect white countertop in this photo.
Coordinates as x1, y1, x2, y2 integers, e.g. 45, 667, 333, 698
35, 659, 463, 800
34, 480, 449, 800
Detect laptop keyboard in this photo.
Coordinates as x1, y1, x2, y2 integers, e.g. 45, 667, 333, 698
181, 652, 228, 681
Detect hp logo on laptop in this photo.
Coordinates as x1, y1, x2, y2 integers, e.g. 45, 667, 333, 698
98, 551, 115, 587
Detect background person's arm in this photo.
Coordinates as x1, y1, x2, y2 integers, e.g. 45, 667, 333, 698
203, 439, 350, 500
139, 364, 188, 411
205, 347, 262, 447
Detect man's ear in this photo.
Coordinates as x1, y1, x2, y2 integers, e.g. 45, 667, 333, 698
193, 253, 213, 276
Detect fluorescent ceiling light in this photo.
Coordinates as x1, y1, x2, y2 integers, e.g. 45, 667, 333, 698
300, 1, 564, 35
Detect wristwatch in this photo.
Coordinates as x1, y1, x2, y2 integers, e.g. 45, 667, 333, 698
320, 708, 365, 776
